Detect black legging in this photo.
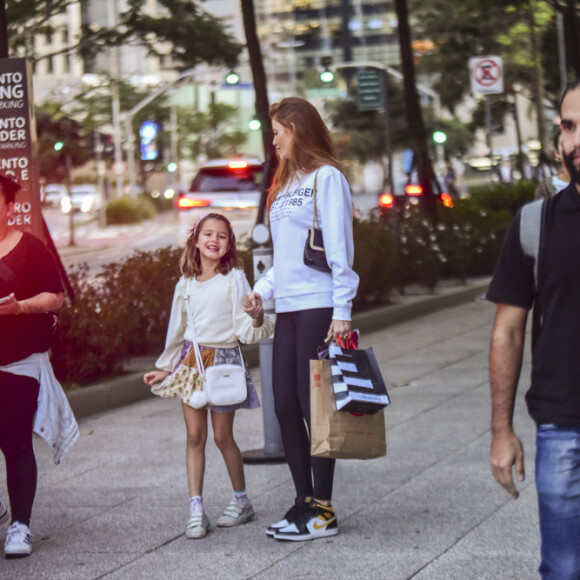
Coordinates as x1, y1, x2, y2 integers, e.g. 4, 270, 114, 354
272, 308, 335, 501
0, 371, 39, 526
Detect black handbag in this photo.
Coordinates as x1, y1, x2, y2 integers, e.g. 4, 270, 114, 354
303, 170, 331, 273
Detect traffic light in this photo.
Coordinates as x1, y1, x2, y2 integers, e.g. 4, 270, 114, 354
167, 162, 178, 173
320, 56, 334, 84
100, 133, 114, 159
433, 131, 447, 144
225, 71, 240, 86
248, 118, 261, 131
320, 69, 335, 83
54, 141, 64, 151
140, 121, 159, 161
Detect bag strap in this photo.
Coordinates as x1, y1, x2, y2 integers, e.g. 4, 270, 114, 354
311, 169, 321, 230
519, 198, 545, 289
184, 296, 206, 377
519, 198, 548, 351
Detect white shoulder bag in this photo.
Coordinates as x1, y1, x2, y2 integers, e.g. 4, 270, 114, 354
184, 297, 247, 407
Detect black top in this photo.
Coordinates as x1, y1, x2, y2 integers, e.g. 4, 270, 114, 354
0, 231, 63, 365
487, 183, 580, 428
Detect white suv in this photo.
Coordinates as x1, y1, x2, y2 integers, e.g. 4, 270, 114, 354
177, 159, 264, 244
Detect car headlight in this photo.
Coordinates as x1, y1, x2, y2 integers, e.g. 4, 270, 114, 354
61, 198, 71, 213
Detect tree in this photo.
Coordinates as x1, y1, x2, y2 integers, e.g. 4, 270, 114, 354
394, 0, 438, 217
36, 102, 92, 182
185, 102, 247, 159
6, 0, 243, 72
324, 82, 409, 162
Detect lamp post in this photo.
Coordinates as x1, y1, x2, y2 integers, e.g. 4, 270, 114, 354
334, 62, 395, 201
124, 69, 197, 195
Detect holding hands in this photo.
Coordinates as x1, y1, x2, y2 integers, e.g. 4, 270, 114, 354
243, 292, 265, 327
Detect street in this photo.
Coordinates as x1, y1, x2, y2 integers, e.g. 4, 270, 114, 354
44, 193, 381, 272
0, 298, 541, 579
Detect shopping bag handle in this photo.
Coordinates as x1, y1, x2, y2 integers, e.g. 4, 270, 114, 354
335, 332, 358, 350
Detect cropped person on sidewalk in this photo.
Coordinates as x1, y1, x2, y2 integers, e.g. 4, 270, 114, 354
487, 80, 580, 579
534, 131, 570, 200
0, 174, 68, 559
144, 213, 273, 539
248, 97, 359, 542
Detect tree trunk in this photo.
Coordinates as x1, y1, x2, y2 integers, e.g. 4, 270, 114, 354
527, 1, 548, 152
565, 0, 580, 77
241, 0, 277, 224
393, 0, 437, 218
0, 0, 8, 58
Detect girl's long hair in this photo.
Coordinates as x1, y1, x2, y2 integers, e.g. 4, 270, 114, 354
179, 213, 243, 277
268, 97, 345, 208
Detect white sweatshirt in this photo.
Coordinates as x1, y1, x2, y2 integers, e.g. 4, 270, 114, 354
254, 165, 359, 320
156, 268, 274, 372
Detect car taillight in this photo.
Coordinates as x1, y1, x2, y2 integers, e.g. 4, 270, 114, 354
378, 193, 394, 208
228, 160, 248, 170
405, 184, 423, 196
441, 192, 454, 208
177, 197, 211, 209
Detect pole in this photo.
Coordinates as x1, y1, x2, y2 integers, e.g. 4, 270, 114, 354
65, 153, 75, 247
557, 12, 567, 94
94, 130, 107, 228
125, 69, 196, 193
242, 246, 285, 464
381, 70, 394, 199
0, 0, 8, 58
486, 97, 493, 172
107, 0, 123, 199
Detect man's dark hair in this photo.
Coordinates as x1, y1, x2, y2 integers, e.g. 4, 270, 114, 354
0, 174, 21, 204
560, 78, 580, 113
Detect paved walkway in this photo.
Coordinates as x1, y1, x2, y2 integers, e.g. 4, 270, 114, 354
0, 293, 541, 579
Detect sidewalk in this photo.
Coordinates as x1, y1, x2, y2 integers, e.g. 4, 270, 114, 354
0, 280, 541, 579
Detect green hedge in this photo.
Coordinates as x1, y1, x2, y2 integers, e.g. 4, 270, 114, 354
106, 194, 157, 225
51, 182, 530, 387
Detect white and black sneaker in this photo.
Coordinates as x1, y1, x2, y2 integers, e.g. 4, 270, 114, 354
4, 521, 32, 559
266, 498, 310, 537
274, 501, 339, 542
0, 499, 8, 527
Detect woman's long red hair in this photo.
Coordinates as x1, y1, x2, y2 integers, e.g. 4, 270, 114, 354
268, 97, 345, 208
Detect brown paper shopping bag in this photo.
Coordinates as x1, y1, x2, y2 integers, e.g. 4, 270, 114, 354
310, 358, 387, 460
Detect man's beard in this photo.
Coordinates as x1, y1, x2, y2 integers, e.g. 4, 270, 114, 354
563, 148, 580, 185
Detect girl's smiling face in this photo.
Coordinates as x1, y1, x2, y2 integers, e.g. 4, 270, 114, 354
195, 218, 230, 265
272, 119, 294, 160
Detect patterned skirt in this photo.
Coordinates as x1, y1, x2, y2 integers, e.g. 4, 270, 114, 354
152, 341, 260, 413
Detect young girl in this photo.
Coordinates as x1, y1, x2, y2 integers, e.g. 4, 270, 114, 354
144, 213, 273, 539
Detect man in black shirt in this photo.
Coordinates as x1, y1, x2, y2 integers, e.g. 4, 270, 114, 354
487, 80, 580, 579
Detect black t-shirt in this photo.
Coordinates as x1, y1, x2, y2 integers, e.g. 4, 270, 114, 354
487, 183, 580, 428
0, 231, 63, 365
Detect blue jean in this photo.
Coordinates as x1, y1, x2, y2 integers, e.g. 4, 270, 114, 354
535, 425, 580, 580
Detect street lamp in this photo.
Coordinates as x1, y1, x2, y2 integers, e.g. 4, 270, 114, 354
124, 69, 197, 194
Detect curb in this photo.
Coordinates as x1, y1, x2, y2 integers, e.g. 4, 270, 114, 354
66, 279, 490, 420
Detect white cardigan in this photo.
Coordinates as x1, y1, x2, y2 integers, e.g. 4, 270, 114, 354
0, 352, 79, 465
156, 268, 274, 373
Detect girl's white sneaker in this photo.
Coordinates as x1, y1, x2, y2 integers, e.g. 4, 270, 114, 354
186, 510, 210, 539
217, 500, 255, 527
